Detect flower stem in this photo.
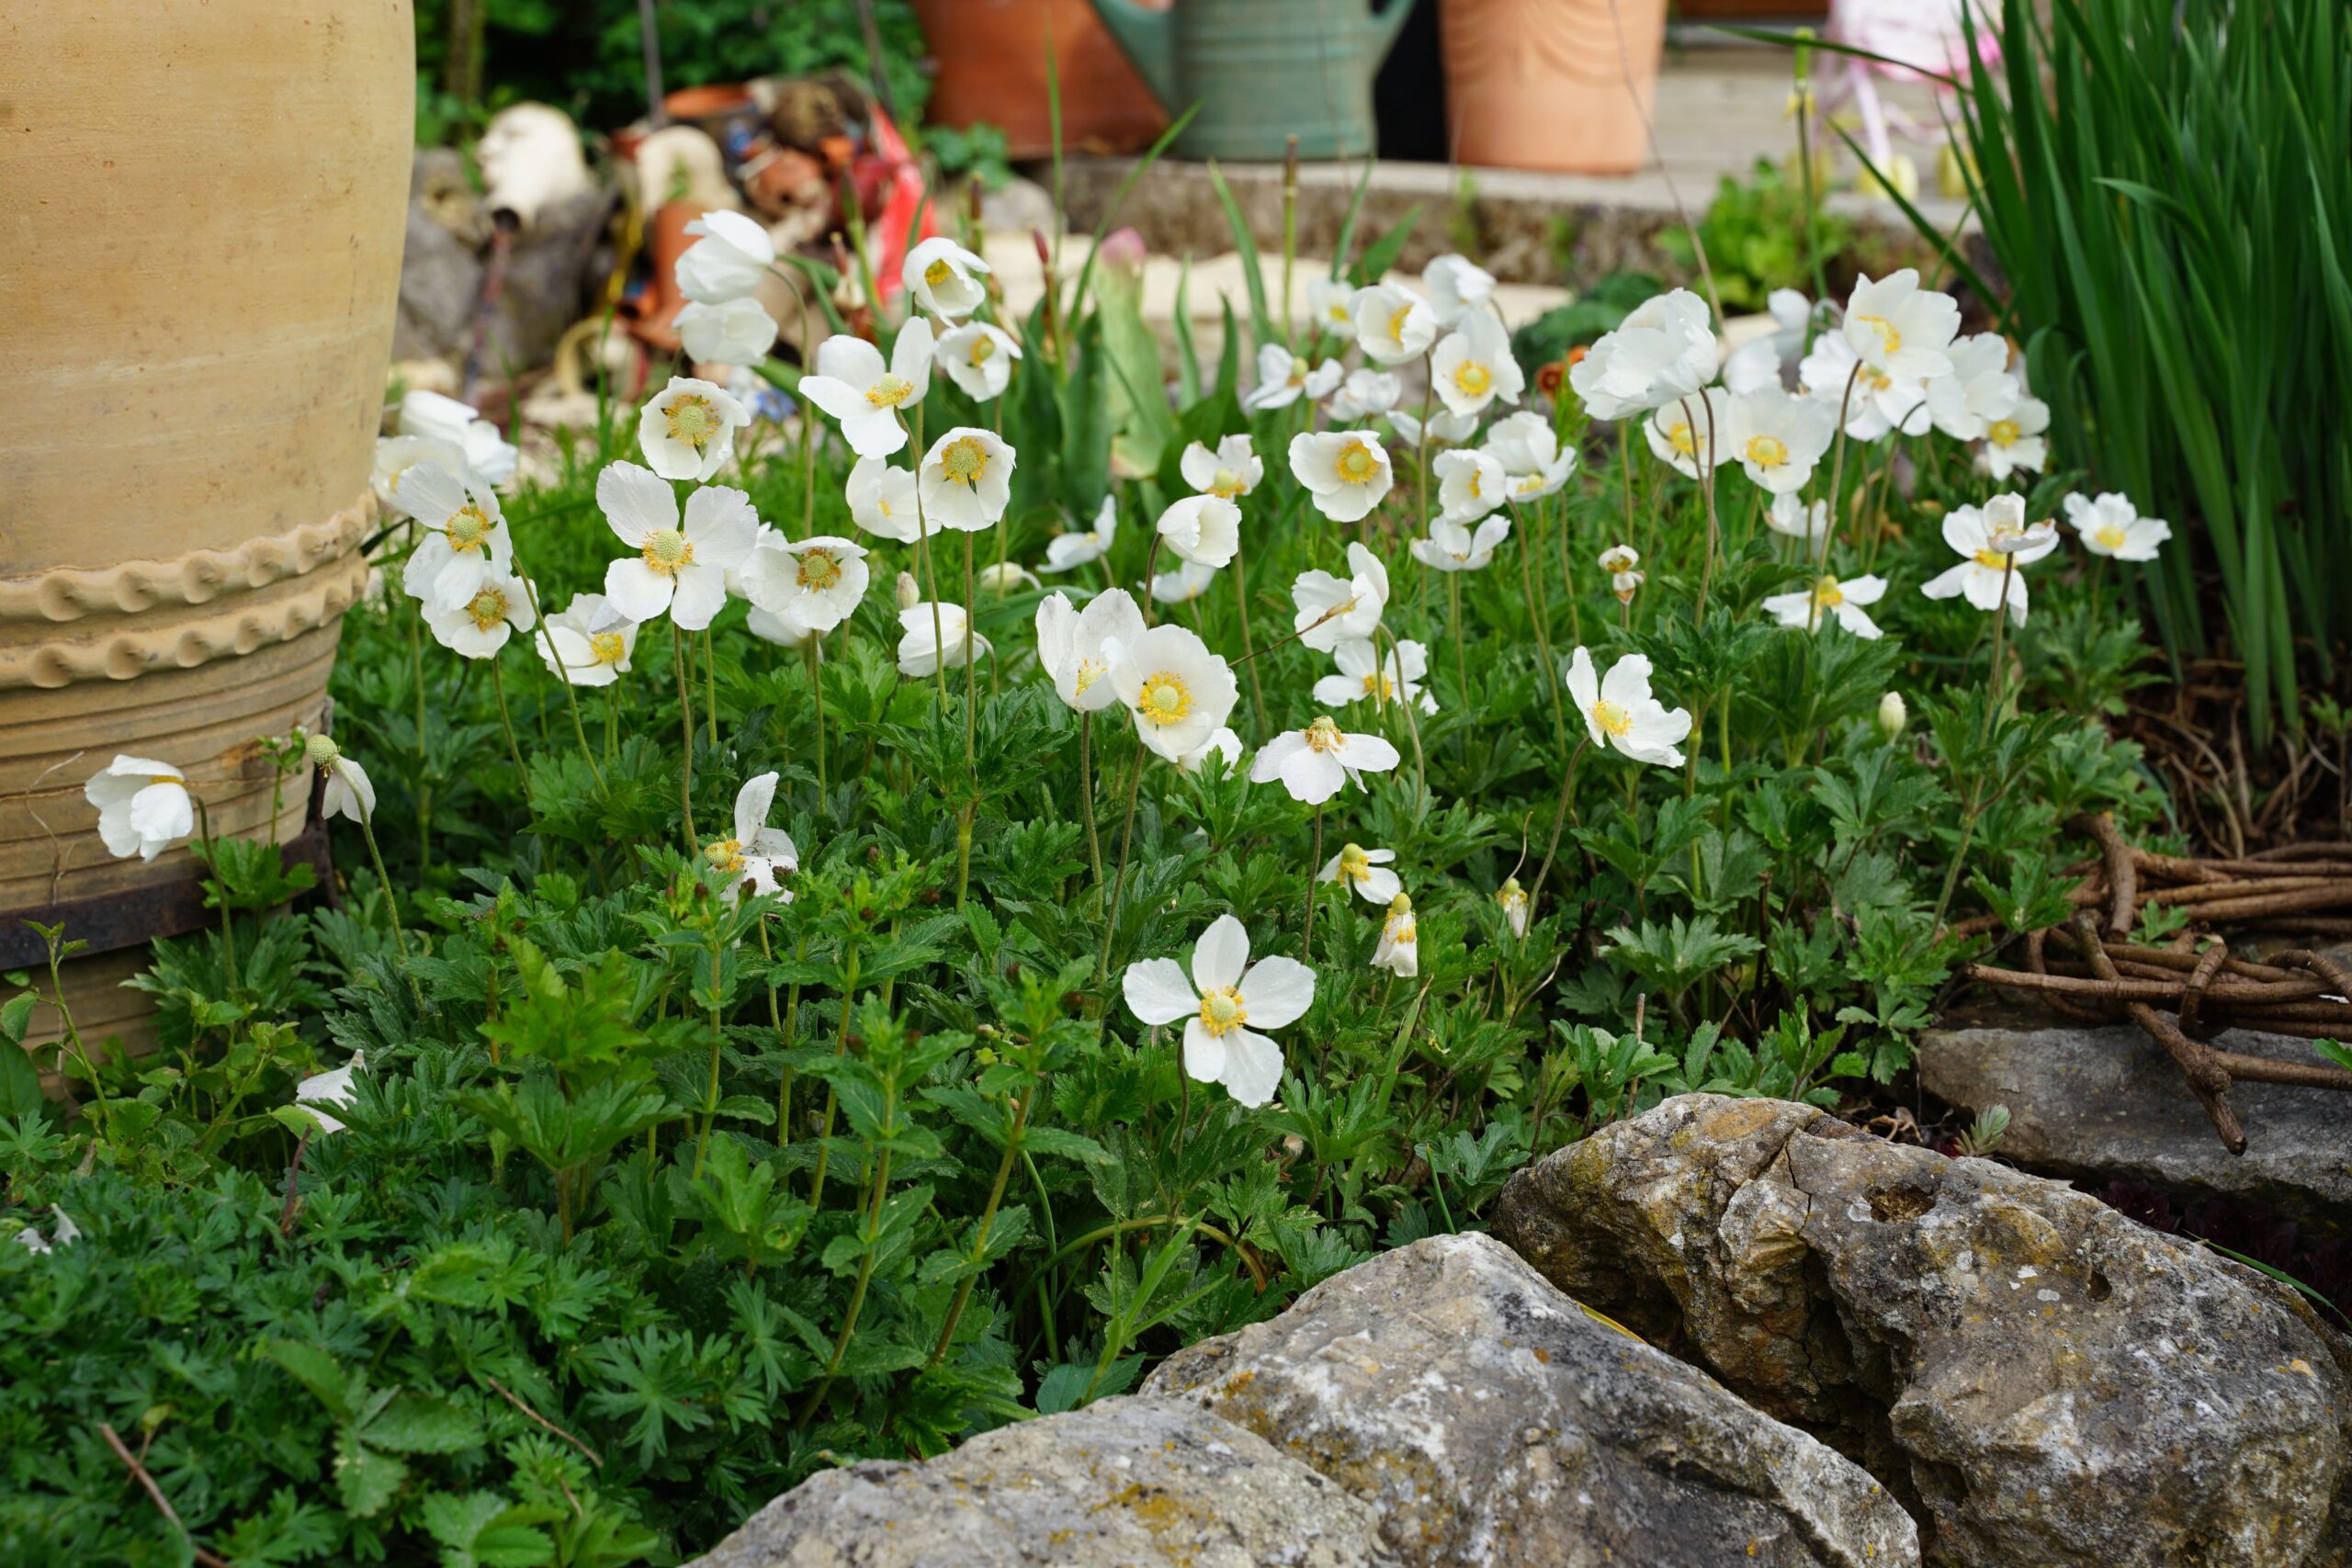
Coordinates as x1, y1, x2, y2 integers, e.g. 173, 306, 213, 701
703, 627, 719, 748
490, 658, 526, 780
1448, 573, 1470, 705
1532, 737, 1592, 909
671, 621, 697, 851
1520, 516, 1567, 751
1079, 710, 1103, 886
807, 945, 860, 1206
507, 545, 600, 780
1231, 543, 1265, 730
804, 637, 829, 795
1690, 392, 1724, 625
1095, 743, 1147, 983
1303, 804, 1324, 960
355, 795, 424, 1010
928, 1080, 1035, 1366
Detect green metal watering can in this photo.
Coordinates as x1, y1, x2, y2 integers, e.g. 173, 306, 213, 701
1090, 0, 1419, 161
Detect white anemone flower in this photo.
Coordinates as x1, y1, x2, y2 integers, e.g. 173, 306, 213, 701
707, 771, 799, 901
799, 322, 935, 460
676, 210, 776, 305
295, 1051, 366, 1136
1155, 493, 1242, 570
897, 602, 989, 675
1386, 407, 1480, 446
639, 375, 751, 482
746, 604, 813, 648
372, 434, 469, 518
1496, 877, 1530, 938
429, 564, 537, 658
1252, 715, 1400, 805
1373, 893, 1419, 977
1289, 430, 1395, 524
1306, 277, 1360, 337
1328, 368, 1401, 423
1767, 493, 1831, 545
1312, 637, 1437, 715
397, 462, 511, 613
1978, 399, 2051, 480
306, 736, 378, 824
14, 1210, 82, 1254
1564, 648, 1692, 766
1611, 569, 1645, 604
1484, 412, 1577, 502
903, 237, 992, 321
398, 390, 518, 488
1644, 388, 1729, 481
1291, 543, 1389, 651
1180, 435, 1262, 500
1122, 913, 1315, 1108
1173, 727, 1245, 775
1722, 288, 1813, 394
1597, 545, 1640, 575
1150, 558, 1217, 604
1920, 497, 2061, 627
536, 592, 637, 687
1351, 282, 1439, 366
846, 457, 930, 543
1434, 448, 1509, 524
1110, 622, 1238, 763
1798, 332, 1930, 441
978, 562, 1038, 596
676, 297, 780, 367
936, 320, 1023, 401
745, 535, 870, 634
1840, 269, 1962, 382
1045, 496, 1118, 572
1722, 387, 1837, 495
1423, 254, 1498, 327
85, 756, 193, 862
1762, 573, 1889, 638
2064, 492, 2171, 562
1036, 588, 1145, 712
1319, 842, 1403, 905
1247, 344, 1342, 412
1568, 288, 1717, 420
918, 425, 1016, 532
1412, 515, 1510, 574
597, 464, 757, 630
1924, 333, 2020, 443
1430, 311, 1524, 420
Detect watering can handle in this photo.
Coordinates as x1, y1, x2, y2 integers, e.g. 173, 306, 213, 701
1370, 0, 1420, 62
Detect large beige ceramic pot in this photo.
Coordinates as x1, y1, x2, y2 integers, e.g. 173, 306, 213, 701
0, 1, 413, 1055
1440, 0, 1668, 175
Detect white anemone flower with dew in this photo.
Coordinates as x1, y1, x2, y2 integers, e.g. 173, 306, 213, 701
372, 434, 469, 518
1762, 574, 1889, 638
1252, 714, 1401, 805
903, 236, 992, 321
1430, 310, 1524, 420
536, 592, 636, 686
1247, 344, 1342, 412
1423, 254, 1497, 327
1036, 588, 1145, 713
676, 296, 780, 367
1434, 447, 1508, 523
706, 771, 799, 901
918, 425, 1016, 532
639, 375, 752, 482
846, 457, 930, 542
1044, 496, 1117, 572
597, 463, 758, 630
1123, 913, 1315, 1108
1978, 399, 2051, 480
1313, 637, 1436, 715
1320, 842, 1402, 905
1386, 406, 1480, 446
2064, 492, 2171, 562
398, 389, 517, 488
1568, 287, 1717, 420
1412, 515, 1510, 574
897, 602, 989, 675
304, 734, 377, 824
430, 564, 537, 657
935, 320, 1022, 401
1328, 367, 1401, 422
1924, 333, 2020, 443
1150, 558, 1218, 604
1351, 282, 1439, 366
1289, 430, 1395, 524
1840, 268, 1962, 381
1307, 277, 1359, 337
1722, 387, 1837, 495
798, 321, 935, 460
1766, 493, 1831, 545
745, 535, 870, 634
1291, 542, 1389, 651
294, 1051, 365, 1136
1484, 412, 1577, 502
1110, 622, 1239, 763
1181, 435, 1262, 500
1798, 332, 1930, 441
1564, 648, 1692, 766
85, 756, 193, 862
676, 210, 775, 304
1373, 893, 1419, 977
1644, 388, 1728, 481
1920, 496, 2060, 627
397, 462, 512, 613
1155, 493, 1241, 569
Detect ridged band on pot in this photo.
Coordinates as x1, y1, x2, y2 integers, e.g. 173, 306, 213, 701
1439, 0, 1668, 175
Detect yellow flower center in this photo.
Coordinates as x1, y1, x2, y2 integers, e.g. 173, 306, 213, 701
1304, 715, 1345, 753
465, 587, 509, 631
1515, 473, 1544, 495
1855, 313, 1902, 355
589, 630, 628, 666
1812, 575, 1845, 608
1386, 304, 1414, 344
1074, 658, 1106, 698
447, 504, 494, 551
1137, 671, 1192, 725
1972, 549, 2011, 570
664, 393, 723, 450
1338, 843, 1372, 881
1590, 699, 1633, 738
924, 257, 955, 288
1197, 986, 1248, 1037
704, 837, 745, 873
643, 528, 694, 576
1453, 361, 1493, 398
1664, 420, 1696, 457
865, 373, 915, 409
797, 548, 842, 591
1498, 880, 1526, 910
1987, 418, 2020, 447
940, 435, 989, 486
969, 335, 996, 365
1360, 671, 1396, 700
1861, 366, 1894, 394
2095, 524, 2128, 550
1210, 468, 1248, 499
1286, 357, 1310, 388
1329, 302, 1351, 324
1744, 435, 1790, 468
1333, 440, 1379, 485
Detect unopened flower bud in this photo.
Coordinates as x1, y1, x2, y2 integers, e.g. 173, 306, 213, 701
1879, 690, 1907, 739
895, 570, 921, 611
303, 733, 342, 769
1611, 570, 1645, 604
977, 561, 1035, 596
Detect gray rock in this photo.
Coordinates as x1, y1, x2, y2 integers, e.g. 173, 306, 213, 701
687, 1394, 1393, 1568
1143, 1232, 1919, 1568
1493, 1094, 2352, 1567
393, 151, 486, 364
1918, 1019, 2352, 1235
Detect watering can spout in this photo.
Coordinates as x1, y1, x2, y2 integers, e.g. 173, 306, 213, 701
1090, 0, 1179, 114
1371, 0, 1416, 60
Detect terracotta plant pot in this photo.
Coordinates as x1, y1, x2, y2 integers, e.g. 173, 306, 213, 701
0, 0, 413, 1057
912, 0, 1166, 160
1440, 0, 1668, 175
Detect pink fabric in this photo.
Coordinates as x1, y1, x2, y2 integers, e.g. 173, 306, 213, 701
867, 106, 934, 310
1831, 0, 2000, 83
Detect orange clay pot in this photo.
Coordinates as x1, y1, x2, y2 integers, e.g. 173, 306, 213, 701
1439, 0, 1668, 175
913, 0, 1166, 159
